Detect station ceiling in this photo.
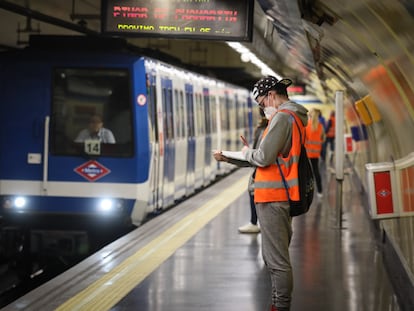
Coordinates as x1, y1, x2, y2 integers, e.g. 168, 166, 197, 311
0, 1, 305, 89
0, 1, 412, 104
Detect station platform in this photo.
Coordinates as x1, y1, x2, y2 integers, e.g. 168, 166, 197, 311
1, 165, 402, 311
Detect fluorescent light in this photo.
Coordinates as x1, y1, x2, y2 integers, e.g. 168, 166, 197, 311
226, 42, 282, 79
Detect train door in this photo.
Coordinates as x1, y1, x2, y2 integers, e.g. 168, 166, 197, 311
185, 83, 196, 196
227, 92, 237, 152
160, 77, 175, 208
172, 80, 188, 200
203, 87, 213, 184
235, 93, 246, 150
247, 95, 255, 144
222, 91, 231, 152
216, 90, 230, 174
211, 87, 221, 176
147, 70, 163, 210
193, 86, 206, 189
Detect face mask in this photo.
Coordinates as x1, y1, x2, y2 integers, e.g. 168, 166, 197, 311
264, 106, 277, 120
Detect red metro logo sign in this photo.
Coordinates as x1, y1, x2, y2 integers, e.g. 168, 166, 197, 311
101, 0, 254, 41
74, 160, 111, 182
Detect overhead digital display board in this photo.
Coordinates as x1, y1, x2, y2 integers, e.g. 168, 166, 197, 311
101, 0, 254, 41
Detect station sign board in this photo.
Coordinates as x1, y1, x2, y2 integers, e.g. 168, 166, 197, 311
101, 0, 254, 41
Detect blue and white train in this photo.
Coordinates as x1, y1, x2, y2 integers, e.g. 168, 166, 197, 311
0, 40, 255, 249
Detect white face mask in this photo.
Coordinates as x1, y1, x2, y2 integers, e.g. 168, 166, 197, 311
264, 106, 277, 120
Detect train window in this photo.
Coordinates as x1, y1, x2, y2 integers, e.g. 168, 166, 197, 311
219, 95, 228, 131
179, 90, 185, 138
173, 89, 179, 138
204, 90, 212, 135
50, 68, 133, 157
235, 97, 241, 129
228, 96, 236, 132
147, 78, 158, 143
236, 96, 245, 130
243, 100, 249, 131
186, 90, 195, 138
174, 89, 185, 139
162, 88, 168, 139
210, 94, 218, 134
196, 93, 205, 135
162, 86, 174, 140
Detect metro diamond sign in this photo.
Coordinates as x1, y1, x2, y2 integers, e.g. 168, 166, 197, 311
74, 160, 111, 182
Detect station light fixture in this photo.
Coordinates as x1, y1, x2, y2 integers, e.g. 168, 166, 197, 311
226, 42, 282, 79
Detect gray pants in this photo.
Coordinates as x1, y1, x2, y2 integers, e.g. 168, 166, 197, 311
256, 202, 293, 310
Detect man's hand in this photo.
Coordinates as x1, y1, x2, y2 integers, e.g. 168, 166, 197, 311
213, 150, 229, 162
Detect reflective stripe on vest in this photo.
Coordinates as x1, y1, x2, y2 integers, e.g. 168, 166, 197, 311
254, 110, 303, 203
305, 122, 323, 158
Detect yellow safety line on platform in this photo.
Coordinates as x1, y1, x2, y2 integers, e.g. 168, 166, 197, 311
55, 174, 249, 311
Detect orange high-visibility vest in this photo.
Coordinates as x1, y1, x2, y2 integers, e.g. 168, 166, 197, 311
254, 110, 303, 203
305, 122, 323, 158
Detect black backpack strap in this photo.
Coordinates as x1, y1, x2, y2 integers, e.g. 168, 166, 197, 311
276, 109, 304, 200
279, 109, 306, 145
276, 159, 291, 201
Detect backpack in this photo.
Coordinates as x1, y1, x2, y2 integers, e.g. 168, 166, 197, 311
276, 110, 315, 217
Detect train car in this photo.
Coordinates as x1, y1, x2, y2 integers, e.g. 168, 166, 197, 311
0, 41, 253, 259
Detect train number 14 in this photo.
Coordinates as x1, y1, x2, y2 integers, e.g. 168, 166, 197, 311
84, 139, 101, 155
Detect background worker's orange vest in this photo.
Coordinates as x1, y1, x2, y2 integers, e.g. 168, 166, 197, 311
326, 115, 335, 138
305, 122, 323, 158
254, 110, 303, 203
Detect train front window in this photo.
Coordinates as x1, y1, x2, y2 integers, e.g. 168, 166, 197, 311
50, 68, 133, 157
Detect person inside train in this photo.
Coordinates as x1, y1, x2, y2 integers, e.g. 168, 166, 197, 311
74, 114, 116, 144
213, 75, 308, 311
305, 108, 325, 198
238, 108, 268, 234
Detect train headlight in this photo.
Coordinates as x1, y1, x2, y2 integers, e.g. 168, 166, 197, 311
99, 199, 114, 212
98, 198, 124, 214
2, 196, 28, 211
14, 196, 27, 209
97, 198, 124, 215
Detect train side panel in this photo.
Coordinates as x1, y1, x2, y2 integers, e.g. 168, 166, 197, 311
0, 49, 254, 232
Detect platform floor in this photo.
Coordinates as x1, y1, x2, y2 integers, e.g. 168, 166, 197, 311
1, 166, 402, 311
110, 168, 400, 311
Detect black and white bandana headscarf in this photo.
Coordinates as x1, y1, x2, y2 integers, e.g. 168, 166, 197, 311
252, 76, 292, 100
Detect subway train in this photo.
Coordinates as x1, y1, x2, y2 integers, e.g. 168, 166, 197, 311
0, 43, 256, 257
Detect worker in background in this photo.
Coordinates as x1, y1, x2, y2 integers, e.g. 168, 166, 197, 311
305, 108, 325, 198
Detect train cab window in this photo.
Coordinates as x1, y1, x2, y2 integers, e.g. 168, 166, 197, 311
50, 68, 133, 157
